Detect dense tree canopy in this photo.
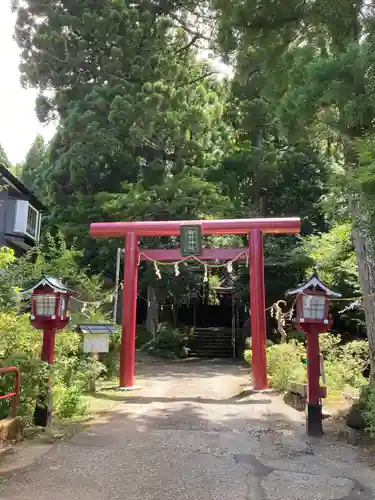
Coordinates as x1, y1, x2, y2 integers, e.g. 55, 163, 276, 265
12, 0, 232, 268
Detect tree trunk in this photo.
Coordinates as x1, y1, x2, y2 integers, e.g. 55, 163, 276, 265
146, 285, 158, 340
349, 193, 375, 382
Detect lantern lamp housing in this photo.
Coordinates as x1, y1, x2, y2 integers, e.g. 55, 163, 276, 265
20, 276, 78, 331
286, 273, 341, 333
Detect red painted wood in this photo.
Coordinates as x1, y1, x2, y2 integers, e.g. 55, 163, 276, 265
90, 217, 300, 238
0, 392, 16, 400
306, 332, 321, 405
90, 216, 301, 391
0, 367, 20, 418
297, 321, 330, 407
139, 248, 248, 262
249, 229, 268, 390
41, 327, 56, 365
120, 232, 139, 388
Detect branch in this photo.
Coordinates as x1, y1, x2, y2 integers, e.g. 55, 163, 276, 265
175, 33, 200, 54
170, 12, 212, 42
187, 70, 218, 86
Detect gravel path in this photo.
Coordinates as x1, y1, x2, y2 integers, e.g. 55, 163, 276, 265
1, 360, 374, 500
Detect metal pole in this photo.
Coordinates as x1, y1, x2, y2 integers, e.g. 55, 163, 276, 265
113, 247, 122, 325
249, 229, 268, 390
119, 233, 138, 388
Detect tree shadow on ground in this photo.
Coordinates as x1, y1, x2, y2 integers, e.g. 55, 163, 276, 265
132, 357, 249, 381
78, 393, 305, 442
89, 393, 272, 405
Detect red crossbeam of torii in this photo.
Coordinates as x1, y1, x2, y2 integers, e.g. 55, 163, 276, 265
90, 217, 301, 390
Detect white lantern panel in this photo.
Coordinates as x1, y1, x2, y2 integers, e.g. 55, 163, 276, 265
302, 294, 325, 320
83, 334, 110, 353
35, 294, 56, 316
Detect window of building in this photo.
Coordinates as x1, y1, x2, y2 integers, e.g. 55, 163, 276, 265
26, 204, 39, 238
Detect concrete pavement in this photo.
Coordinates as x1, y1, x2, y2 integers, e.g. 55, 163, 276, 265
1, 360, 375, 499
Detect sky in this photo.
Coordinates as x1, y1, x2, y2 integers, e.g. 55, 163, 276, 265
0, 1, 56, 165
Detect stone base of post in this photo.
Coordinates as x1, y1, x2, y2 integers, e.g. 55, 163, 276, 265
307, 403, 323, 437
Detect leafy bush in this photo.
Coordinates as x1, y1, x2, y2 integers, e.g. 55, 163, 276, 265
359, 385, 375, 436
135, 325, 153, 349
0, 312, 106, 420
244, 349, 252, 365
0, 247, 17, 310
320, 334, 368, 392
142, 323, 188, 359
0, 237, 112, 421
244, 332, 369, 397
245, 337, 274, 348
243, 338, 273, 366
287, 329, 306, 342
54, 386, 87, 419
100, 329, 121, 377
266, 341, 306, 391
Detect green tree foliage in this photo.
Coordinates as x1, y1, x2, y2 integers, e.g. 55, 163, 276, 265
304, 223, 358, 296
211, 0, 375, 381
4, 232, 106, 306
0, 247, 16, 310
19, 134, 46, 198
0, 143, 10, 168
13, 0, 232, 277
0, 143, 11, 170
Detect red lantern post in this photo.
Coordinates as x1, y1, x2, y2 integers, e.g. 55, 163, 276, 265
286, 274, 341, 436
21, 277, 77, 427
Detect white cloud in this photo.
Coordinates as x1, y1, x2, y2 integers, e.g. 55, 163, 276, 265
0, 1, 55, 165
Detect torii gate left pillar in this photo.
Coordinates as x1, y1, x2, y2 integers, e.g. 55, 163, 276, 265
90, 217, 300, 390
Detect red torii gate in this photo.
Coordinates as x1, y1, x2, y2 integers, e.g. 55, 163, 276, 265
90, 217, 301, 390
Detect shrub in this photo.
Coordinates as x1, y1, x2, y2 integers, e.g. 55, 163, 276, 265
135, 325, 153, 349
100, 329, 121, 377
0, 354, 47, 419
320, 334, 368, 392
245, 337, 274, 349
0, 312, 106, 420
361, 384, 375, 437
54, 386, 87, 419
266, 341, 306, 391
244, 349, 252, 365
0, 247, 16, 310
287, 329, 306, 342
250, 332, 369, 397
142, 323, 188, 359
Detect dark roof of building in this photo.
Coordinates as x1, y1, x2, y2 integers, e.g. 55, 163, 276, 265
74, 324, 116, 335
0, 163, 45, 211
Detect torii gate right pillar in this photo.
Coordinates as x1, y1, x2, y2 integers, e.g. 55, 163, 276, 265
249, 228, 268, 390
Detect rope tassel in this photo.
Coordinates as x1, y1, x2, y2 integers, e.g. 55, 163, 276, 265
154, 261, 161, 280
174, 263, 180, 276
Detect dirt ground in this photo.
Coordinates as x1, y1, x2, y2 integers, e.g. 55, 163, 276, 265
0, 359, 375, 500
